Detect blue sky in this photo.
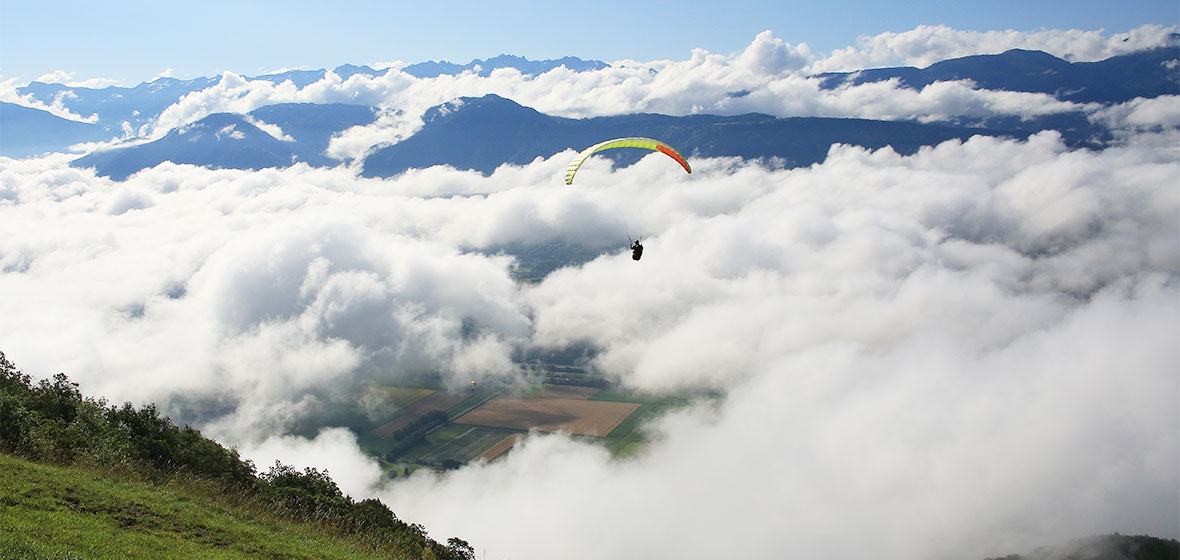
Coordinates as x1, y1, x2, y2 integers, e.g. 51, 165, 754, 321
2, 0, 1177, 84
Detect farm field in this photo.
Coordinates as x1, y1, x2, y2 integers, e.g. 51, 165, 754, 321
370, 391, 471, 438
478, 434, 524, 462
376, 386, 434, 408
455, 395, 639, 436
364, 382, 699, 472
417, 426, 515, 465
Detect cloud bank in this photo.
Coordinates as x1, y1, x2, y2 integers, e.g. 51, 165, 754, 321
2, 125, 1176, 559
383, 131, 1178, 559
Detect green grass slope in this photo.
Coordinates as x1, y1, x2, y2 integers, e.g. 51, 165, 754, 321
0, 350, 472, 560
0, 453, 401, 560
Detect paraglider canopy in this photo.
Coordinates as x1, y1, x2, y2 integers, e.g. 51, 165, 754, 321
565, 137, 691, 185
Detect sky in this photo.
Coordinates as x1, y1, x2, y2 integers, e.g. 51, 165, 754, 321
1, 6, 1179, 560
1, 0, 1178, 84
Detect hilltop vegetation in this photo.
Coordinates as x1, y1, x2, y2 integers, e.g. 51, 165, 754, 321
0, 351, 473, 559
986, 534, 1178, 560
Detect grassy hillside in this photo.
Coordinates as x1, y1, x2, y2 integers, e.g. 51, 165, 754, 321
0, 453, 400, 560
0, 351, 472, 560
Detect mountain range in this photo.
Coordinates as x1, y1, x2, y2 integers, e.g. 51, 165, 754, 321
2, 55, 609, 159
359, 95, 1036, 179
72, 104, 377, 180
817, 46, 1180, 103
2, 48, 1176, 178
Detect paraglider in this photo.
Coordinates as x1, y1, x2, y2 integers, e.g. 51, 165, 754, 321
630, 239, 644, 261
564, 137, 691, 185
565, 137, 690, 262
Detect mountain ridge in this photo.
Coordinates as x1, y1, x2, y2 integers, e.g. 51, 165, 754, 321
6, 47, 1177, 168
816, 46, 1180, 103
359, 94, 1037, 179
72, 104, 379, 180
69, 93, 1042, 181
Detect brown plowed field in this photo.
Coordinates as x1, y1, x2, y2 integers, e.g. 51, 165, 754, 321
456, 396, 639, 436
478, 434, 525, 462
371, 391, 471, 438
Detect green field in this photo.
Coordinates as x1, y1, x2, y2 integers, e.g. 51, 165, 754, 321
605, 404, 662, 440
602, 439, 646, 459
0, 454, 398, 560
375, 386, 435, 408
419, 426, 516, 465
444, 390, 498, 419
589, 388, 699, 407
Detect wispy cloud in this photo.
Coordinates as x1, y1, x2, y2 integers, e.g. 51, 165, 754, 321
32, 70, 122, 89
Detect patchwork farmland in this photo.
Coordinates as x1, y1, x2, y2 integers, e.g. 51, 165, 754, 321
364, 381, 679, 474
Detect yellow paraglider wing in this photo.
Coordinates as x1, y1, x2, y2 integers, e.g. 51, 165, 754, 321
564, 137, 691, 185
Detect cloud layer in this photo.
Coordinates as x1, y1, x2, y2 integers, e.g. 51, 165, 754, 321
2, 126, 1176, 559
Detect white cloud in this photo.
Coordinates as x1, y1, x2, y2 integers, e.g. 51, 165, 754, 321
32, 70, 122, 89
324, 108, 420, 162
240, 427, 384, 499
0, 159, 533, 439
3, 125, 1176, 560
243, 115, 294, 142
736, 30, 813, 75
385, 278, 1178, 559
376, 131, 1178, 559
1091, 95, 1180, 134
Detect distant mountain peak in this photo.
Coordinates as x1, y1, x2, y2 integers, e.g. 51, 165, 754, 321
421, 93, 543, 125
816, 46, 1178, 103
173, 113, 260, 142
332, 64, 386, 80
402, 55, 608, 78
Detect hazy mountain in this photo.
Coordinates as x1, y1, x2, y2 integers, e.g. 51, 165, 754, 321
72, 113, 300, 180
0, 102, 111, 158
9, 46, 1171, 174
6, 56, 609, 157
359, 94, 1031, 178
817, 47, 1180, 104
71, 103, 377, 180
250, 55, 609, 83
72, 87, 1120, 181
402, 54, 609, 78
16, 76, 221, 137
245, 103, 378, 165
